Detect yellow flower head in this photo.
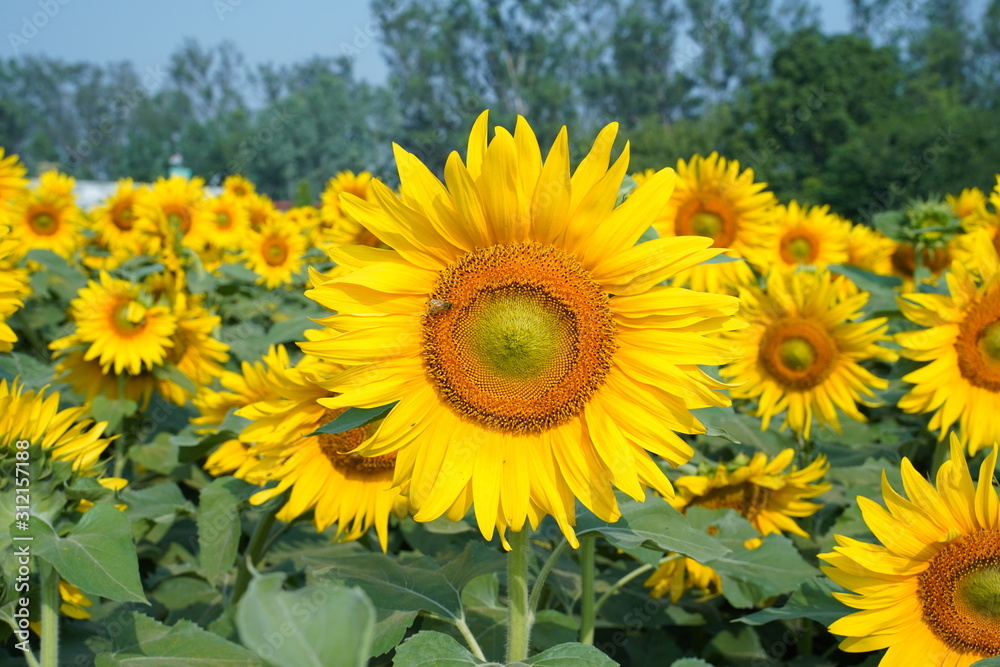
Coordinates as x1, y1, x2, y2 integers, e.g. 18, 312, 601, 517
320, 170, 373, 223
0, 147, 29, 208
846, 223, 896, 276
896, 250, 1000, 454
135, 175, 206, 263
222, 174, 256, 199
648, 152, 777, 294
722, 269, 897, 438
242, 192, 277, 232
821, 434, 1000, 666
242, 216, 307, 289
191, 192, 250, 251
0, 223, 24, 352
302, 112, 743, 547
9, 171, 81, 260
157, 291, 229, 405
646, 449, 830, 602
90, 178, 144, 252
767, 201, 850, 270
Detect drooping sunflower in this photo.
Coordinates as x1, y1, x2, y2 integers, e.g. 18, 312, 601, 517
8, 171, 82, 260
821, 434, 1000, 666
846, 223, 896, 276
766, 201, 850, 271
242, 217, 307, 288
90, 178, 144, 252
193, 345, 290, 478
722, 269, 897, 439
0, 379, 115, 472
236, 346, 408, 551
302, 112, 742, 546
896, 251, 1000, 454
67, 272, 177, 375
222, 174, 256, 199
646, 449, 829, 602
644, 152, 776, 294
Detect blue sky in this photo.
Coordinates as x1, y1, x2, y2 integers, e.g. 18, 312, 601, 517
0, 0, 853, 84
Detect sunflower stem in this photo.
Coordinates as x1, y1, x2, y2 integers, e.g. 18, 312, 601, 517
454, 617, 487, 661
593, 563, 654, 616
527, 538, 568, 617
579, 534, 597, 646
506, 528, 534, 662
39, 559, 59, 667
230, 504, 278, 607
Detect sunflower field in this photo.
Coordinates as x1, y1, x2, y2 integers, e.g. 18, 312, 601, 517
2, 110, 1000, 667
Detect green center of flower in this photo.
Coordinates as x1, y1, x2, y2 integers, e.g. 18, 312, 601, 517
215, 212, 232, 229
31, 213, 57, 235
959, 565, 1000, 619
980, 321, 1000, 364
466, 289, 572, 382
167, 211, 189, 234
779, 337, 816, 371
263, 239, 288, 266
787, 237, 814, 262
691, 212, 723, 240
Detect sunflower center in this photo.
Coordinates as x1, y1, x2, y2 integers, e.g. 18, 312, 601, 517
689, 482, 771, 524
263, 238, 288, 266
215, 212, 232, 230
956, 290, 1000, 391
891, 244, 951, 276
780, 233, 818, 264
675, 197, 737, 248
30, 212, 58, 236
112, 301, 147, 334
759, 319, 837, 390
166, 210, 190, 234
423, 242, 616, 434
316, 409, 395, 475
918, 529, 1000, 657
112, 202, 135, 230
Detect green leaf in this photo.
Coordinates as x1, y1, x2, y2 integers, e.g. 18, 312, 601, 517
310, 402, 398, 435
972, 658, 1000, 667
523, 643, 618, 666
393, 631, 484, 666
89, 395, 139, 432
441, 541, 508, 592
739, 577, 851, 626
218, 262, 259, 282
94, 612, 262, 665
370, 609, 419, 658
577, 499, 730, 566
29, 505, 147, 603
670, 660, 715, 667
198, 476, 256, 584
827, 264, 903, 290
0, 352, 54, 389
236, 573, 375, 667
121, 483, 195, 524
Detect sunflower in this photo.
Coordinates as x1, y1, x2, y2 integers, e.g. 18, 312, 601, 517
821, 434, 1000, 666
314, 170, 382, 249
766, 201, 850, 271
947, 186, 989, 225
645, 152, 776, 294
235, 347, 408, 551
157, 292, 229, 405
242, 217, 307, 288
951, 177, 1000, 275
0, 147, 28, 209
222, 174, 256, 199
722, 269, 897, 439
66, 272, 177, 375
896, 251, 1000, 454
8, 171, 81, 260
846, 223, 896, 276
646, 449, 829, 602
191, 192, 249, 251
320, 170, 373, 223
90, 178, 144, 252
50, 346, 158, 409
242, 192, 277, 231
301, 112, 741, 546
193, 345, 290, 477
0, 224, 24, 352
135, 175, 206, 264
0, 379, 115, 472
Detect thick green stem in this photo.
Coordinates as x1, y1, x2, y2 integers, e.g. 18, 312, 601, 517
229, 505, 278, 606
527, 538, 568, 616
579, 534, 597, 646
506, 529, 533, 662
39, 560, 59, 667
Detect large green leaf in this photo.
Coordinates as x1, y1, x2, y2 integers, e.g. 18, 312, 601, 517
739, 577, 851, 626
522, 643, 618, 666
197, 476, 256, 584
310, 402, 397, 435
236, 573, 375, 667
393, 631, 485, 666
29, 505, 147, 603
94, 612, 262, 665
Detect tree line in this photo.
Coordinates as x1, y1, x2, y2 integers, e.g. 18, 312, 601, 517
1, 0, 998, 221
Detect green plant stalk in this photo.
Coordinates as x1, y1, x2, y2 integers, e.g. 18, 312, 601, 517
506, 528, 533, 662
593, 563, 655, 616
527, 538, 568, 616
229, 504, 278, 606
579, 534, 597, 646
39, 559, 59, 667
454, 617, 487, 662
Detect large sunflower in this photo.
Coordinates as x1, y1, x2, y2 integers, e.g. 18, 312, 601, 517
242, 217, 307, 288
767, 201, 850, 270
646, 449, 829, 602
0, 379, 114, 472
9, 171, 81, 260
236, 346, 408, 551
722, 269, 897, 438
191, 192, 250, 252
896, 251, 1000, 454
642, 152, 776, 295
67, 272, 177, 375
302, 112, 741, 546
821, 434, 1000, 666
135, 175, 206, 264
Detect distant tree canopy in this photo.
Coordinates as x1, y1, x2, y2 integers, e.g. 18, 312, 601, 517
1, 0, 998, 217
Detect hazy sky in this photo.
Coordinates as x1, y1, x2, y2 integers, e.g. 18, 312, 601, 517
1, 1, 852, 84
